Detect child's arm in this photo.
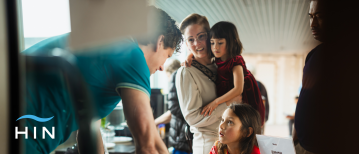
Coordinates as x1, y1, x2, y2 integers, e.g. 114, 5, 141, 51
201, 65, 244, 116
182, 52, 194, 67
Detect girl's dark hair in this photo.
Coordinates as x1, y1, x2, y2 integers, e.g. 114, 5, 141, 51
209, 21, 243, 58
137, 6, 182, 53
218, 104, 261, 154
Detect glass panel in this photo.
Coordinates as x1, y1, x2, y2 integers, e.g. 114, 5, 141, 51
21, 0, 71, 50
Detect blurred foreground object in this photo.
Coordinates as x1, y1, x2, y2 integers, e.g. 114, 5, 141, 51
21, 1, 181, 153
68, 0, 148, 51
24, 51, 98, 154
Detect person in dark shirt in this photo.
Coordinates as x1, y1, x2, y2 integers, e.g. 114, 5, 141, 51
257, 81, 269, 123
286, 96, 298, 136
154, 59, 193, 154
294, 0, 359, 153
256, 81, 269, 134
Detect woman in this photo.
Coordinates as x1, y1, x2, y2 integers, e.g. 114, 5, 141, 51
176, 14, 239, 154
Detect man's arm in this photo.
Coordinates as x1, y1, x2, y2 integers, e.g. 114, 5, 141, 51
120, 88, 168, 154
154, 111, 172, 126
293, 127, 298, 143
77, 119, 105, 154
286, 115, 295, 120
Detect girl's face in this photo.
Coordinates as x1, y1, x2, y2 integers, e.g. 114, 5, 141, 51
210, 38, 228, 60
219, 108, 242, 144
184, 24, 208, 59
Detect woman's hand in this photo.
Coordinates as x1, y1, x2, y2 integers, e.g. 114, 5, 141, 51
201, 100, 219, 116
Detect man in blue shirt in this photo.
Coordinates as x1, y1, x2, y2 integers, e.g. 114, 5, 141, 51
22, 7, 182, 154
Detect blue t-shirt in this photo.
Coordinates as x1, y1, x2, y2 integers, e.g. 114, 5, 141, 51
22, 33, 151, 153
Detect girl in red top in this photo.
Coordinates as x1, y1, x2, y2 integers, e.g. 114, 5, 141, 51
200, 21, 265, 126
209, 104, 261, 154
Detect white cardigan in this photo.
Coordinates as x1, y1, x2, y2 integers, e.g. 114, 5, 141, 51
176, 64, 227, 137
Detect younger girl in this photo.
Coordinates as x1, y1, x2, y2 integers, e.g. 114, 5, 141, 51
194, 21, 265, 125
209, 104, 261, 154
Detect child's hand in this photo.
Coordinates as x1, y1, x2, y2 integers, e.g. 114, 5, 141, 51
181, 53, 194, 67
201, 100, 219, 116
181, 60, 192, 67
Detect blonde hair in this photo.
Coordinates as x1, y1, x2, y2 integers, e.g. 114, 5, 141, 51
164, 59, 181, 75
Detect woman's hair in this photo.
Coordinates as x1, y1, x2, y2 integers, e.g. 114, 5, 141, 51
218, 104, 261, 154
209, 21, 244, 58
179, 13, 213, 58
179, 13, 210, 33
136, 6, 183, 53
164, 59, 181, 75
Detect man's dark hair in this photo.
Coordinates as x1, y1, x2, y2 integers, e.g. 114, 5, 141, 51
209, 21, 244, 58
137, 6, 182, 53
311, 0, 359, 42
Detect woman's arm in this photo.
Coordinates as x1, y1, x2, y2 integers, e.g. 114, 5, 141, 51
154, 111, 172, 126
176, 67, 227, 128
202, 65, 244, 116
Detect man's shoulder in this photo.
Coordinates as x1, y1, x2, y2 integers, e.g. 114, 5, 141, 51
305, 44, 323, 64
108, 40, 149, 79
108, 39, 142, 56
105, 40, 145, 65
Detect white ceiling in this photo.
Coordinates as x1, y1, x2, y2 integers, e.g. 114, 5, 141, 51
153, 0, 319, 54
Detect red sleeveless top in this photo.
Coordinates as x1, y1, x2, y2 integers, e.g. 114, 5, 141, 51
215, 56, 265, 125
209, 141, 261, 154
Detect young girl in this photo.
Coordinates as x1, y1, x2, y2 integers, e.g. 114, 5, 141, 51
186, 21, 265, 125
209, 104, 261, 154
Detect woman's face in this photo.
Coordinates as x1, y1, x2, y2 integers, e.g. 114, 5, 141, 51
219, 108, 242, 145
184, 24, 208, 59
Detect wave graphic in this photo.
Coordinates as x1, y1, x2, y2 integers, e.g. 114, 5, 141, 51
16, 115, 54, 122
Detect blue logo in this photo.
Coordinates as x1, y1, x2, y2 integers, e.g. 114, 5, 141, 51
16, 115, 54, 122
15, 115, 56, 139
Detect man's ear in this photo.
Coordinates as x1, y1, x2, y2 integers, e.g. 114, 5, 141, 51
157, 35, 164, 49
247, 127, 253, 137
